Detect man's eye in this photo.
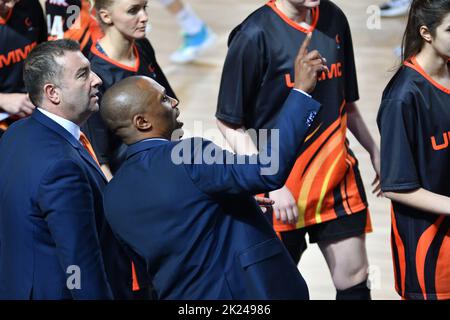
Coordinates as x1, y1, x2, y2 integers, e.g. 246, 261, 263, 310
162, 96, 169, 103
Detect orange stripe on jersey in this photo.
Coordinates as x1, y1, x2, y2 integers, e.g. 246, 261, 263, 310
295, 127, 344, 228
364, 208, 373, 233
276, 103, 346, 230
59, 1, 103, 49
415, 216, 445, 300
404, 57, 450, 95
273, 99, 367, 231
391, 207, 406, 297
131, 262, 140, 291
305, 122, 322, 142
278, 117, 342, 229
64, 24, 86, 44
343, 157, 365, 213
266, 0, 319, 34
89, 15, 103, 44
292, 116, 341, 181
435, 228, 450, 300
275, 231, 282, 240
79, 29, 91, 52
90, 41, 141, 72
314, 148, 345, 223
339, 99, 346, 114
0, 8, 13, 25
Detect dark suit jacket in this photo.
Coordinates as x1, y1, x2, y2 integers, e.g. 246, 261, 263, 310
103, 90, 321, 299
0, 110, 131, 299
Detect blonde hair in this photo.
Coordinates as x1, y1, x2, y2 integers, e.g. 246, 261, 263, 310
93, 0, 115, 27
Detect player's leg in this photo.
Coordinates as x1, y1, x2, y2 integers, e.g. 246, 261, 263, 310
319, 234, 370, 299
313, 210, 371, 300
158, 0, 216, 63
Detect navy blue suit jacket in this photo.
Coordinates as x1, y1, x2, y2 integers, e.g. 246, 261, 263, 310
103, 90, 321, 299
0, 110, 132, 299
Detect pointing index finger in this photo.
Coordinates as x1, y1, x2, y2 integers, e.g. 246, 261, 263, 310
298, 32, 312, 58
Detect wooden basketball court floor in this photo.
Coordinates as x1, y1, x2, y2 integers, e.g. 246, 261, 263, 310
144, 0, 406, 300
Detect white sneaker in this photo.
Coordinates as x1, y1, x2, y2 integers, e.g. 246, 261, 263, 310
170, 25, 216, 64
379, 0, 412, 17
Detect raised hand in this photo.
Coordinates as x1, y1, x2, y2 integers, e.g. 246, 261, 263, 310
294, 32, 328, 93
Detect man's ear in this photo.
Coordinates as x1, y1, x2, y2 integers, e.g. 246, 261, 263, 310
419, 25, 433, 43
133, 113, 152, 131
43, 83, 60, 104
98, 8, 113, 26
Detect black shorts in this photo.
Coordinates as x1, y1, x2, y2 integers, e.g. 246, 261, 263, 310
278, 209, 369, 264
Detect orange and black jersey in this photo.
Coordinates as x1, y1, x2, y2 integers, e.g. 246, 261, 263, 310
216, 0, 369, 230
46, 0, 102, 56
377, 58, 450, 300
0, 0, 46, 94
83, 39, 176, 173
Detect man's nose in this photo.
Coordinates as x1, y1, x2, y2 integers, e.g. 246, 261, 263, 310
91, 71, 103, 87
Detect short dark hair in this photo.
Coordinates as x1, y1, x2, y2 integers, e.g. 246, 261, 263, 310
23, 39, 80, 106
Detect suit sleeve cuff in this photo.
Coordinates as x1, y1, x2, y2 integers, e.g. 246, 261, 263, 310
293, 88, 311, 98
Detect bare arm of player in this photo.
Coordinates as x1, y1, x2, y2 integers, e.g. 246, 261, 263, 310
385, 188, 450, 216
346, 101, 382, 197
216, 119, 259, 155
0, 93, 35, 118
217, 120, 274, 213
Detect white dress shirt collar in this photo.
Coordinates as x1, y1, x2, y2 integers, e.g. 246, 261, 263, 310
141, 138, 169, 142
37, 108, 81, 140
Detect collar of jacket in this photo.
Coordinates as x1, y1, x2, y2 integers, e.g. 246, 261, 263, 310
126, 138, 170, 159
31, 110, 107, 181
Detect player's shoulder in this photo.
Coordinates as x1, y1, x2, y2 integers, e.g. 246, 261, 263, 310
319, 1, 348, 24
228, 4, 272, 46
382, 65, 423, 103
87, 45, 117, 82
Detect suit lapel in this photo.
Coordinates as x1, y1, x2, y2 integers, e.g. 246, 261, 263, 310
31, 110, 107, 182
76, 147, 107, 181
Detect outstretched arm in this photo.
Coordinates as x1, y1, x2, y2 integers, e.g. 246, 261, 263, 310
185, 34, 325, 196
